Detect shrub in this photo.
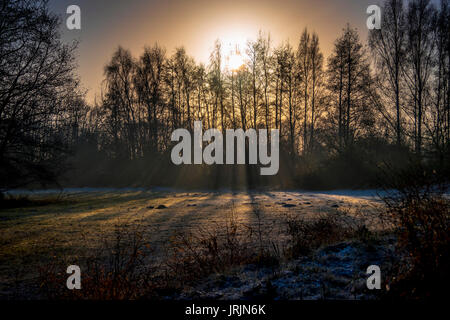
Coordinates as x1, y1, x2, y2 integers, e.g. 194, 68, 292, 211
165, 207, 280, 286
284, 214, 360, 258
38, 222, 156, 299
380, 163, 450, 299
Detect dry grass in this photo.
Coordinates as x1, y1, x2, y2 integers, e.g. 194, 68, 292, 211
0, 189, 385, 299
38, 220, 159, 299
35, 204, 379, 300
283, 211, 375, 258
164, 206, 281, 287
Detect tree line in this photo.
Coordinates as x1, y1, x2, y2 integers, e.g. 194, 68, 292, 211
1, 0, 449, 190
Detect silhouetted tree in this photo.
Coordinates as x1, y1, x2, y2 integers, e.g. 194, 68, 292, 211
369, 0, 407, 146
404, 0, 437, 156
0, 0, 83, 189
327, 25, 373, 151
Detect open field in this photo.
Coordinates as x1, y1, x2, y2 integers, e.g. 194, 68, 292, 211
0, 188, 388, 299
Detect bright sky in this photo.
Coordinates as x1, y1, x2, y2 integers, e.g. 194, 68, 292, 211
49, 0, 382, 104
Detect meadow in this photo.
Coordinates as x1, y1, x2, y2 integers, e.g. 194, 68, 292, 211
0, 188, 387, 299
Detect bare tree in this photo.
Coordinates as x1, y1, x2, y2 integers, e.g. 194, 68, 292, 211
256, 31, 272, 130
403, 0, 437, 155
327, 24, 373, 150
297, 29, 312, 154
0, 0, 82, 189
246, 39, 261, 129
209, 40, 224, 130
432, 0, 450, 158
308, 32, 324, 153
134, 44, 166, 153
369, 0, 407, 146
103, 47, 138, 159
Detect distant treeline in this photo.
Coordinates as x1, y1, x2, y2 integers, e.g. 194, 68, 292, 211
1, 0, 450, 190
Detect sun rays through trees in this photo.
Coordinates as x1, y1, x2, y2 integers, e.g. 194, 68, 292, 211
1, 0, 450, 190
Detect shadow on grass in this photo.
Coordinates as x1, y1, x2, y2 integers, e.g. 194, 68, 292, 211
0, 193, 72, 210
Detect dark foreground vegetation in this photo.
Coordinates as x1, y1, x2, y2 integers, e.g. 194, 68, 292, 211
37, 212, 382, 300
380, 164, 449, 299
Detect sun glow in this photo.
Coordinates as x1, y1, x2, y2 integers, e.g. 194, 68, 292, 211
223, 39, 246, 71
226, 49, 245, 71
210, 27, 251, 71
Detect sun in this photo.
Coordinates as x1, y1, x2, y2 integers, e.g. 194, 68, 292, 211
204, 24, 253, 71
220, 33, 248, 71
227, 50, 245, 71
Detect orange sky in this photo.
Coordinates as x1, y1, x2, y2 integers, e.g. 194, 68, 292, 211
49, 0, 378, 104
